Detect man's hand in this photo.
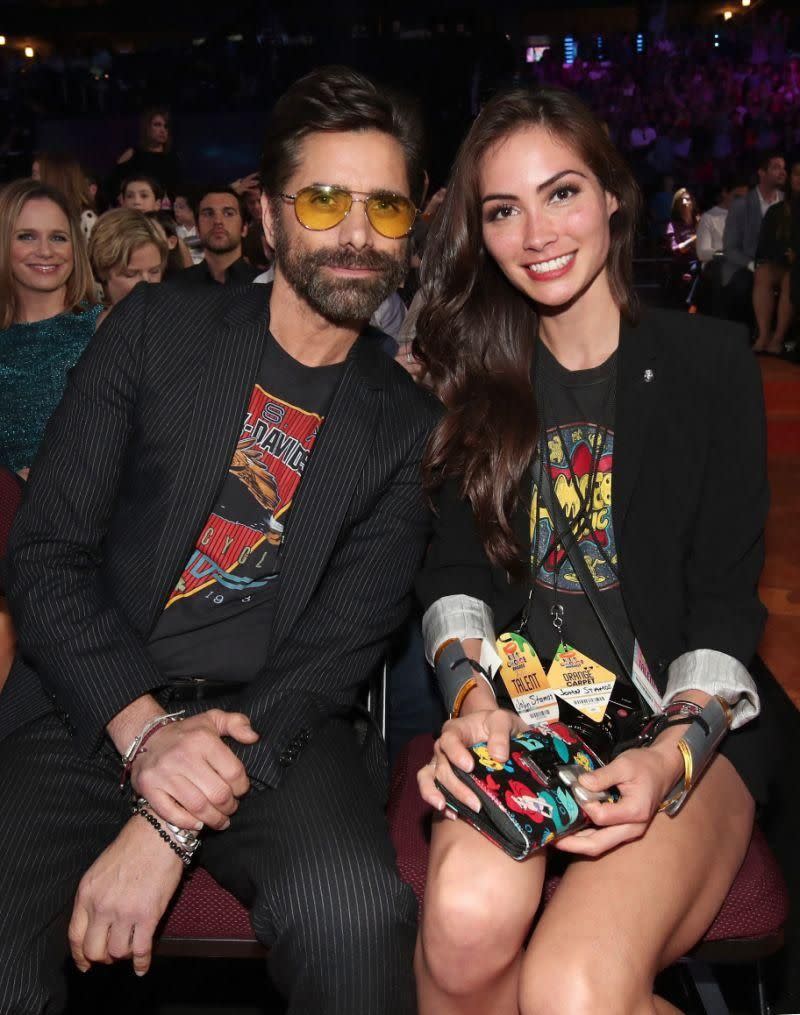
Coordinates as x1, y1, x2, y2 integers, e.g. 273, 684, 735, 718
130, 708, 259, 831
69, 816, 184, 977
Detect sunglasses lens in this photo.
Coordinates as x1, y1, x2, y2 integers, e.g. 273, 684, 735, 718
366, 194, 417, 238
294, 187, 351, 230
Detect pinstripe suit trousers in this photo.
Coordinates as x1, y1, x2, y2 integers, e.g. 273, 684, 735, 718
0, 713, 418, 1015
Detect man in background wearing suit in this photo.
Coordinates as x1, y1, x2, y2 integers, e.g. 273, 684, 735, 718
0, 66, 437, 1015
721, 151, 786, 324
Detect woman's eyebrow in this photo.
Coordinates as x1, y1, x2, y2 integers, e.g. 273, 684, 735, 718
481, 169, 589, 204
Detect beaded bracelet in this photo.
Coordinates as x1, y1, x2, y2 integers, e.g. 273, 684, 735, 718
131, 799, 195, 866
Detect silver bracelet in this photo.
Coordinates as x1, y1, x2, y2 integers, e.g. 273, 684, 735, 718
119, 710, 185, 790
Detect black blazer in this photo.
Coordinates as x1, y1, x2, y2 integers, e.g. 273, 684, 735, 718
2, 282, 440, 788
417, 309, 770, 799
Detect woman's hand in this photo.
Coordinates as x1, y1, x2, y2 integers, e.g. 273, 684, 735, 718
417, 708, 527, 816
555, 724, 687, 857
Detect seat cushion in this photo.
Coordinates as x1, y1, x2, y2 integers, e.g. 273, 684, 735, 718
387, 733, 789, 944
162, 867, 255, 940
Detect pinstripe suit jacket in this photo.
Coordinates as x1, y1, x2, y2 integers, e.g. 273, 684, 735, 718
2, 282, 440, 788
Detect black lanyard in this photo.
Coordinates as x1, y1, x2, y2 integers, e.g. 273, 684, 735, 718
519, 356, 618, 645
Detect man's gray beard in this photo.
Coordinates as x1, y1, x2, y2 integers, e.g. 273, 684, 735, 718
272, 214, 407, 325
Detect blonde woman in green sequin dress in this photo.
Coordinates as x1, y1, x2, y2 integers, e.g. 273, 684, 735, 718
0, 179, 101, 478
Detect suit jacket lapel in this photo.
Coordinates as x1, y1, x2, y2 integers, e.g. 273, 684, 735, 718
146, 287, 269, 628
613, 311, 660, 531
269, 336, 385, 651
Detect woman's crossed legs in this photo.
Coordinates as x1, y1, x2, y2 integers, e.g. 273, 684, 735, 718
416, 752, 754, 1015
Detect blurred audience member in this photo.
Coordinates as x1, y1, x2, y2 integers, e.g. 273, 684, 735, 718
121, 175, 164, 212
173, 188, 204, 264
752, 159, 800, 353
169, 186, 257, 286
696, 177, 749, 265
0, 180, 100, 476
89, 208, 168, 323
32, 152, 98, 239
108, 107, 181, 202
722, 152, 786, 324
146, 210, 193, 276
666, 188, 699, 259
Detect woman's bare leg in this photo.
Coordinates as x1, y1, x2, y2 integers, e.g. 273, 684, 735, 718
416, 814, 547, 1015
768, 271, 794, 352
517, 753, 754, 1015
752, 263, 782, 350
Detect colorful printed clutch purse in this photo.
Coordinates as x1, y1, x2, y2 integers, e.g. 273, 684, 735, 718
434, 722, 616, 861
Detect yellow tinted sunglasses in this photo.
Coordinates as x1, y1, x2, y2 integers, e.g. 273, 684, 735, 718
280, 184, 417, 239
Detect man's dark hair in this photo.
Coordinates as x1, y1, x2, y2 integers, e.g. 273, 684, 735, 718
757, 150, 784, 173
120, 174, 165, 201
720, 173, 749, 193
192, 185, 246, 220
260, 65, 426, 205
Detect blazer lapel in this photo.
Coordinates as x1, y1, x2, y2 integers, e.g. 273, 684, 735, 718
145, 287, 269, 628
269, 336, 385, 651
613, 312, 660, 531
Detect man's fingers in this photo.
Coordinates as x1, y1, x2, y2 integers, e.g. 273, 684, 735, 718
168, 774, 232, 830
68, 903, 90, 972
207, 710, 259, 744
131, 922, 155, 978
107, 922, 135, 962
82, 917, 112, 965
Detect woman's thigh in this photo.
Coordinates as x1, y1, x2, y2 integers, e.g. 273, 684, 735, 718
521, 753, 754, 1007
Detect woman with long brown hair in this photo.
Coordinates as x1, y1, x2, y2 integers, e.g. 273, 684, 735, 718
414, 88, 767, 1014
0, 179, 100, 476
32, 151, 98, 238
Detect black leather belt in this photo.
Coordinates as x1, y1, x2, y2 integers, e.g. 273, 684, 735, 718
163, 678, 247, 702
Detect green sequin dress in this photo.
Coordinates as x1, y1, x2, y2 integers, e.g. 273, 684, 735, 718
0, 303, 103, 472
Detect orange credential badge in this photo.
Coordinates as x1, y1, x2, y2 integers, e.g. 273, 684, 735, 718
495, 632, 559, 726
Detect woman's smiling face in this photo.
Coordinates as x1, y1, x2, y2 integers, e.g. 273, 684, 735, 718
480, 126, 618, 311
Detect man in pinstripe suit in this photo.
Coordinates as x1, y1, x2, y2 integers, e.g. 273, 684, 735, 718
0, 67, 437, 1014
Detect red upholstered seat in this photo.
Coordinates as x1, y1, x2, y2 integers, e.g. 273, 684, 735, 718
386, 734, 789, 945
0, 467, 24, 562
162, 867, 255, 941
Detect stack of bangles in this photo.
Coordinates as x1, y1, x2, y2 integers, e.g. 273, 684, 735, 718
118, 710, 202, 866
431, 637, 734, 818
131, 797, 201, 867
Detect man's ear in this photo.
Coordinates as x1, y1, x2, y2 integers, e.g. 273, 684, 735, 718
261, 192, 276, 249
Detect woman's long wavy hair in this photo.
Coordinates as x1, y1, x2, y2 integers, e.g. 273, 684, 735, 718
414, 87, 641, 577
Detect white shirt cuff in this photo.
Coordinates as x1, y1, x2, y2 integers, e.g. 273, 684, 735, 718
664, 649, 760, 729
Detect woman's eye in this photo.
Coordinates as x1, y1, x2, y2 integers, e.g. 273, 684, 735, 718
488, 204, 517, 221
551, 185, 579, 203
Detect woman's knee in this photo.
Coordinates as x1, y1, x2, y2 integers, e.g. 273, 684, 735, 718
419, 843, 538, 995
519, 952, 650, 1015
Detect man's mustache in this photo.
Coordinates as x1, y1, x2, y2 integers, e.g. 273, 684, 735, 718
310, 248, 401, 272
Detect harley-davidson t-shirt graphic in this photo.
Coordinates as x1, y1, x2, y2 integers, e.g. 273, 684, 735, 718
148, 332, 344, 683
